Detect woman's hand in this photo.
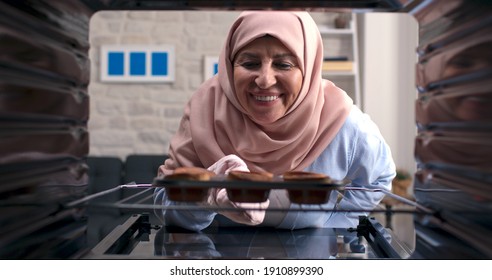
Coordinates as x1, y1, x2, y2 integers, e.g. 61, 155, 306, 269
206, 154, 269, 225
207, 154, 249, 175
207, 188, 269, 225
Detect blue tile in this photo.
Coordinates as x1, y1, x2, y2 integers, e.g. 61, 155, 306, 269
152, 52, 168, 76
130, 52, 146, 76
108, 52, 124, 76
213, 63, 218, 75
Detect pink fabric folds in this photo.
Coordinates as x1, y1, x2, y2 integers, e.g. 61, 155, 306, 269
160, 11, 353, 176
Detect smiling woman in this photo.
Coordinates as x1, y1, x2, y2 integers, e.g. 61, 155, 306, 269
155, 10, 396, 231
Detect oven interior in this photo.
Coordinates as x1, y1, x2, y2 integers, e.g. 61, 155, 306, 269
0, 0, 491, 259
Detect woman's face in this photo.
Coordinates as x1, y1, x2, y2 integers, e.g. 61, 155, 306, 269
233, 36, 303, 124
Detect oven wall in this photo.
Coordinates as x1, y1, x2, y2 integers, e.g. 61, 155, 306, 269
0, 0, 96, 258
410, 0, 492, 258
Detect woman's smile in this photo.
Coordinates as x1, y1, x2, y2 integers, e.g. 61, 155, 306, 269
253, 95, 280, 102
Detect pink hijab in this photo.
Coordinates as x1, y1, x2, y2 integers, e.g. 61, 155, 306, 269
159, 11, 353, 176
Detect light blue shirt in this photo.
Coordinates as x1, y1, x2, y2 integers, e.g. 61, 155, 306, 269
154, 105, 396, 231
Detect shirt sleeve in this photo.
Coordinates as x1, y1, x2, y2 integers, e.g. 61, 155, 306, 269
325, 109, 396, 228
153, 187, 217, 231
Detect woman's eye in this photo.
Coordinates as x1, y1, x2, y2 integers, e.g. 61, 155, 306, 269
275, 62, 293, 70
240, 62, 260, 69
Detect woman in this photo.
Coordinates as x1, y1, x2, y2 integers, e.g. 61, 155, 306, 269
154, 11, 396, 231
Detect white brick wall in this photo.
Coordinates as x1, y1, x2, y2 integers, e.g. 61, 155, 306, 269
88, 11, 346, 160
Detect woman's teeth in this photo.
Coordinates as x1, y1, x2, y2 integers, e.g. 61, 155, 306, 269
254, 95, 279, 102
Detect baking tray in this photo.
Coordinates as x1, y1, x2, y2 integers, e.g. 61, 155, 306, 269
153, 175, 349, 204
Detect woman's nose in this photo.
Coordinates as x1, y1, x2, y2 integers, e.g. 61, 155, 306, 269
255, 65, 276, 89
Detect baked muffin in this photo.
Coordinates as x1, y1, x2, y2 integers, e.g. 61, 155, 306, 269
283, 171, 332, 204
226, 170, 273, 202
165, 167, 215, 202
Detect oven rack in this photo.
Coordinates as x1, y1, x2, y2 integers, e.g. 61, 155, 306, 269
66, 181, 432, 215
